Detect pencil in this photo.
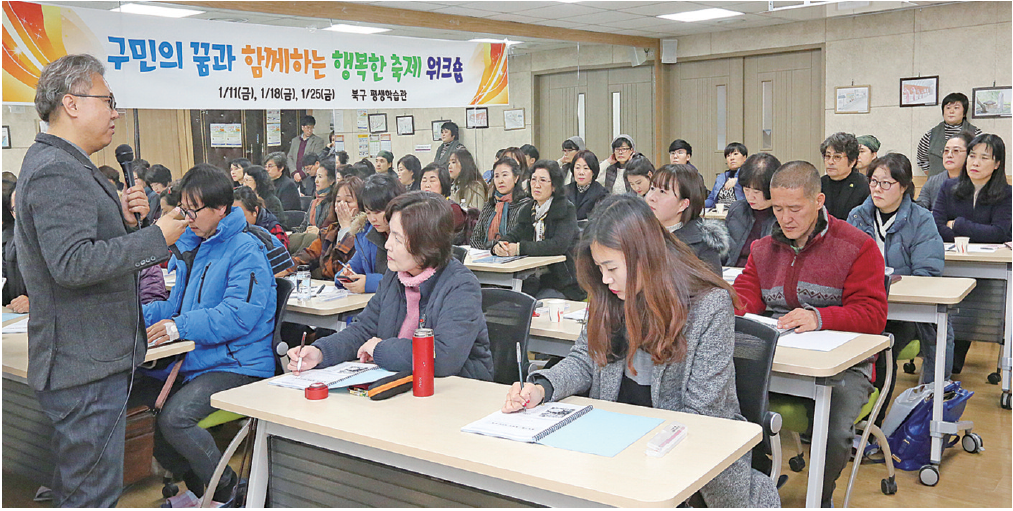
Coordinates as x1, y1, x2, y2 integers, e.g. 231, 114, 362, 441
516, 342, 528, 411
296, 331, 307, 374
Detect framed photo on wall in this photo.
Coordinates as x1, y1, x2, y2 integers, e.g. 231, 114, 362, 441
466, 107, 488, 129
368, 113, 387, 134
971, 86, 1012, 118
396, 115, 415, 136
432, 119, 450, 141
899, 76, 939, 107
1, 126, 9, 149
834, 86, 870, 114
503, 108, 525, 130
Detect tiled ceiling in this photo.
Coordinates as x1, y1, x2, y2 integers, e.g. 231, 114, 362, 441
37, 1, 959, 55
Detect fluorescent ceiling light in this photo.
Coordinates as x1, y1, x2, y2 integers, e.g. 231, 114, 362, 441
324, 24, 390, 34
110, 3, 204, 18
469, 38, 523, 46
658, 8, 744, 23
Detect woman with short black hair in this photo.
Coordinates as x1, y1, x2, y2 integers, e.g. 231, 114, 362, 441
228, 158, 251, 188
916, 92, 982, 175
288, 191, 494, 380
495, 160, 585, 300
342, 173, 407, 294
565, 149, 608, 220
265, 151, 301, 211
241, 165, 287, 227
724, 153, 781, 266
705, 142, 748, 208
233, 185, 289, 249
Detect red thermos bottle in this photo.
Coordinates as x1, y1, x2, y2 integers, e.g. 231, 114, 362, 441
412, 328, 435, 396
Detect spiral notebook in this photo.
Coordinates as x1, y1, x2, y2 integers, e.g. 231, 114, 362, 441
461, 402, 592, 443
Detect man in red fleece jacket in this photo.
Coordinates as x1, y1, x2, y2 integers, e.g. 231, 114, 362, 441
733, 160, 887, 507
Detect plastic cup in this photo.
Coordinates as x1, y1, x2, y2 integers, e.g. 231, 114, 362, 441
955, 236, 970, 254
544, 299, 566, 323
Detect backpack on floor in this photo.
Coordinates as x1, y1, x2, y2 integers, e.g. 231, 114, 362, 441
886, 380, 973, 471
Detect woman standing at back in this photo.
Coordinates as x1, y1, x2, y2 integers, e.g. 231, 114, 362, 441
503, 194, 780, 508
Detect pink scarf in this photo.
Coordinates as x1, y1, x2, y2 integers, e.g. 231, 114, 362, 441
397, 267, 438, 339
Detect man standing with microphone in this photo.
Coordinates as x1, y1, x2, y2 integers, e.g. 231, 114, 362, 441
15, 54, 188, 507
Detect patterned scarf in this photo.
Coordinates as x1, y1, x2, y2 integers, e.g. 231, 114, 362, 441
486, 191, 513, 242
533, 197, 553, 242
396, 266, 439, 339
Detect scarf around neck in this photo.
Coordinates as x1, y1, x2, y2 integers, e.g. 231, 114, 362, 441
396, 266, 439, 339
487, 191, 513, 242
534, 197, 553, 242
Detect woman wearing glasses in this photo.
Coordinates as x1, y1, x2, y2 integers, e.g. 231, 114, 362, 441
493, 160, 586, 301
287, 191, 494, 380
600, 135, 641, 195
847, 153, 948, 421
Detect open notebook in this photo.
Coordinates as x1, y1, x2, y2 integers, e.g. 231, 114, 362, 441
462, 403, 664, 457
270, 361, 395, 390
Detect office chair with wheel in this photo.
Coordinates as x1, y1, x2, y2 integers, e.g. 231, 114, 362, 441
732, 316, 783, 484
481, 288, 536, 384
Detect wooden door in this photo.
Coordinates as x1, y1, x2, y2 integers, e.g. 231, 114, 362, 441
743, 50, 823, 168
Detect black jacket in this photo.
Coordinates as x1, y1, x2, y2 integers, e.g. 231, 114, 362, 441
273, 175, 302, 212
315, 258, 494, 380
821, 171, 869, 220
723, 200, 776, 266
672, 218, 730, 276
565, 181, 609, 220
504, 198, 586, 301
2, 225, 27, 306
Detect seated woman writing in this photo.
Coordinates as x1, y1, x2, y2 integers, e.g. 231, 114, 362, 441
493, 160, 586, 301
288, 191, 494, 380
502, 194, 779, 508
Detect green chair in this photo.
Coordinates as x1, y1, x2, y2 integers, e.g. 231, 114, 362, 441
900, 339, 921, 374
769, 336, 897, 508
162, 277, 294, 501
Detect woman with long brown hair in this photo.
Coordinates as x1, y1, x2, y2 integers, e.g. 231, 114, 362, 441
502, 194, 779, 508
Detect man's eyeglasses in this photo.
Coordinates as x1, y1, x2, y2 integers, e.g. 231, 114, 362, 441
823, 153, 846, 163
70, 93, 116, 110
615, 147, 633, 155
179, 205, 208, 220
869, 178, 898, 190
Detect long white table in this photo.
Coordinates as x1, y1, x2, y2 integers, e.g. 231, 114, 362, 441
211, 376, 762, 507
942, 246, 1012, 410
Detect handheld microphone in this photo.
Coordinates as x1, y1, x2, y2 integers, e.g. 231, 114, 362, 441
115, 144, 141, 224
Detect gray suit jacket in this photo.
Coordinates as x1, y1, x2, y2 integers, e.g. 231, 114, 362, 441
286, 134, 327, 170
15, 133, 170, 391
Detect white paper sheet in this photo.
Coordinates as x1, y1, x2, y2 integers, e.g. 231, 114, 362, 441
776, 330, 859, 352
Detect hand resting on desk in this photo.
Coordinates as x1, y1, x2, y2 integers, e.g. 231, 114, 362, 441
776, 308, 819, 333
503, 382, 546, 413
146, 318, 177, 347
8, 295, 29, 314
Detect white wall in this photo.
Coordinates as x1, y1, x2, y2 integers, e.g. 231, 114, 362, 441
2, 105, 41, 174
675, 1, 1013, 176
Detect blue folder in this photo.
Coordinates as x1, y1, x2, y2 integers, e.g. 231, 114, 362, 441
538, 408, 664, 457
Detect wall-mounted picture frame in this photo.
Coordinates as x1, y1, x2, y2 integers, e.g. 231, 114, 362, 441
899, 76, 939, 107
466, 107, 489, 129
971, 86, 1012, 119
432, 119, 450, 141
834, 85, 870, 114
503, 108, 525, 130
368, 113, 387, 134
396, 115, 415, 136
1, 126, 10, 149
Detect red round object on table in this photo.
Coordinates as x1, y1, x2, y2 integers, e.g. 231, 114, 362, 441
305, 382, 328, 400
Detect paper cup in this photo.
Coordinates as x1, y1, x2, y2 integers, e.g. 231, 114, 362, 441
544, 299, 566, 323
716, 203, 727, 214
955, 236, 970, 254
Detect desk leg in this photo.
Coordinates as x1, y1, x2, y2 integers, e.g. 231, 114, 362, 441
930, 306, 948, 465
511, 277, 523, 292
246, 421, 269, 508
806, 383, 831, 508
1002, 265, 1011, 403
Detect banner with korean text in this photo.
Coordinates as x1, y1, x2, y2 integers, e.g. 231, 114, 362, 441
2, 1, 508, 109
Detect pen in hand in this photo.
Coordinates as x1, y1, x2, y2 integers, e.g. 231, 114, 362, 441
296, 331, 307, 374
516, 342, 528, 412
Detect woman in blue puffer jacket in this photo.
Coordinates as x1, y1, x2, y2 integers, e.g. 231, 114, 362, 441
847, 153, 949, 426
